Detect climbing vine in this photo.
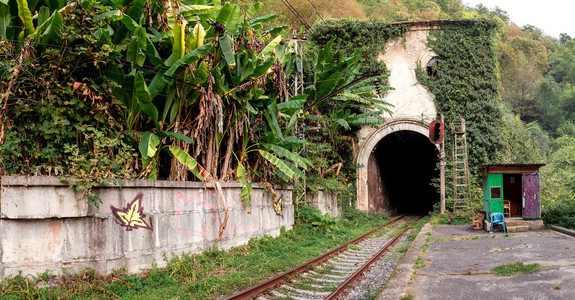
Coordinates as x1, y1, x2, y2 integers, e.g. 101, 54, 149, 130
417, 19, 505, 179
309, 18, 408, 74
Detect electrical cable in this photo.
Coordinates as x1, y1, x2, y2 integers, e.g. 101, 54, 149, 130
305, 0, 337, 36
277, 0, 313, 31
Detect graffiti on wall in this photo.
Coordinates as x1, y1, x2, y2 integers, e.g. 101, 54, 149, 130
273, 194, 283, 217
110, 192, 151, 231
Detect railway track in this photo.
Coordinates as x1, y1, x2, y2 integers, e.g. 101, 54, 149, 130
225, 215, 424, 300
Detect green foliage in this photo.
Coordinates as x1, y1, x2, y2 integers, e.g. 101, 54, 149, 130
296, 205, 339, 233
0, 1, 137, 206
1, 0, 315, 206
491, 261, 541, 276
542, 193, 575, 230
309, 18, 407, 74
494, 112, 545, 163
417, 19, 505, 179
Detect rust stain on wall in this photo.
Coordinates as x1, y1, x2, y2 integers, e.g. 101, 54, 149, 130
40, 221, 62, 256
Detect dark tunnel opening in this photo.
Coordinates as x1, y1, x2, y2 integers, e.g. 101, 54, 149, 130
368, 130, 440, 214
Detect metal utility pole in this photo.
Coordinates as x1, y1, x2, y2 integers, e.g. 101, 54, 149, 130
288, 32, 306, 207
286, 32, 305, 100
440, 114, 446, 214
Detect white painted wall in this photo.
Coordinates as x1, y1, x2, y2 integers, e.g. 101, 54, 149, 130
0, 176, 293, 279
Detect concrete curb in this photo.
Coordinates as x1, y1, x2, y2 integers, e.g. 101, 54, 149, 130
377, 222, 433, 300
550, 225, 575, 238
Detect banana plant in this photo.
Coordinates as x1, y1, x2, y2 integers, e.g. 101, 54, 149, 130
139, 130, 204, 180
5, 0, 67, 44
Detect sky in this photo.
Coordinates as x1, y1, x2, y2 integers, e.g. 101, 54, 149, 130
462, 0, 575, 39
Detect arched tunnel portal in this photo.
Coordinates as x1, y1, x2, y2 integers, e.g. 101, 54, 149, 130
357, 120, 440, 215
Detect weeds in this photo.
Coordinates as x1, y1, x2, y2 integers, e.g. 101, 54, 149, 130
491, 261, 541, 276
414, 256, 425, 269
347, 244, 361, 251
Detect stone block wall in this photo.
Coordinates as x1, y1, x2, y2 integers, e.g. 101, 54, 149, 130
0, 176, 293, 279
306, 189, 340, 217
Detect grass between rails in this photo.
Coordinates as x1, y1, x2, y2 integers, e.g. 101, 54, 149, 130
0, 206, 391, 299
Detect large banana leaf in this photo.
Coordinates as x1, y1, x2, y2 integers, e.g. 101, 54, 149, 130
172, 20, 186, 62
30, 9, 63, 45
252, 57, 275, 78
164, 43, 214, 78
38, 6, 49, 25
157, 130, 194, 144
263, 143, 311, 169
264, 102, 284, 140
277, 95, 306, 110
240, 57, 274, 81
250, 14, 276, 28
215, 2, 233, 25
94, 9, 121, 23
225, 4, 240, 35
186, 22, 205, 51
191, 61, 209, 85
134, 71, 159, 128
139, 131, 161, 158
16, 0, 35, 38
258, 150, 299, 181
1, 3, 13, 38
169, 146, 204, 181
178, 4, 213, 17
126, 27, 147, 67
236, 163, 252, 204
126, 0, 146, 22
245, 2, 262, 18
260, 35, 282, 57
264, 26, 288, 37
219, 34, 236, 67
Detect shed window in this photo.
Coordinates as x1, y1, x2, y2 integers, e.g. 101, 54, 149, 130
490, 186, 502, 199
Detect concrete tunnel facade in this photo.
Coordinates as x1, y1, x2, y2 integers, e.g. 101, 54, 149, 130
356, 21, 442, 214
357, 120, 440, 214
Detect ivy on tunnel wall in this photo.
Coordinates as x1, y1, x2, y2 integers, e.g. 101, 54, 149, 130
417, 19, 505, 181
309, 18, 408, 75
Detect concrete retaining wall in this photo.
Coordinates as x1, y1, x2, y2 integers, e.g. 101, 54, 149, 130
306, 189, 340, 217
0, 176, 293, 279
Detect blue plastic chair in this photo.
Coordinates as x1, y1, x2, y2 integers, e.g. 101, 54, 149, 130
490, 212, 507, 233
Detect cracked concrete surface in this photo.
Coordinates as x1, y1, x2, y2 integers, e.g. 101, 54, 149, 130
380, 224, 575, 300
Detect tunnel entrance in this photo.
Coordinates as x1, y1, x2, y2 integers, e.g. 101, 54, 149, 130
367, 130, 439, 214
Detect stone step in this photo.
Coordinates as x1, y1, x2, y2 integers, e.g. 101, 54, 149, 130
507, 225, 528, 233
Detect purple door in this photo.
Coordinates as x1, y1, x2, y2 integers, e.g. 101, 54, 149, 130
522, 173, 541, 218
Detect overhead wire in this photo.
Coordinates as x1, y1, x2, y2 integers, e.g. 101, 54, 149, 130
305, 0, 337, 37
277, 0, 313, 32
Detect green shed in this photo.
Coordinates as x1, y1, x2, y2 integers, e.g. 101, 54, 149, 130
480, 164, 545, 219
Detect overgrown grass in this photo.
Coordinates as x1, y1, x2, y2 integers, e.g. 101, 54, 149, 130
0, 206, 389, 299
491, 261, 541, 276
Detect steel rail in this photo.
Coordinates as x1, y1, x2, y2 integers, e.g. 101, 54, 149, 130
326, 215, 424, 300
224, 214, 407, 300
